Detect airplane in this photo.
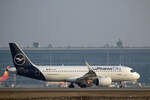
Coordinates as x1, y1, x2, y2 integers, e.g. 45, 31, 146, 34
8, 43, 140, 88
0, 66, 10, 82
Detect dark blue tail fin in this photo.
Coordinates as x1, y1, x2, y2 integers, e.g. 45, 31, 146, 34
9, 43, 46, 81
9, 43, 33, 68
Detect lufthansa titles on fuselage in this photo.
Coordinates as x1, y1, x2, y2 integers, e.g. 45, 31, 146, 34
93, 66, 122, 72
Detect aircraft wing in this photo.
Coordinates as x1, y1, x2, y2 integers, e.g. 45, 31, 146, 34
70, 62, 98, 87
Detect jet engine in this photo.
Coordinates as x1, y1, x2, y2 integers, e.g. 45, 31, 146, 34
98, 77, 112, 86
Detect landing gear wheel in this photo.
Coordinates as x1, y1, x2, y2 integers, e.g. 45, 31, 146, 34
69, 83, 75, 88
80, 84, 86, 88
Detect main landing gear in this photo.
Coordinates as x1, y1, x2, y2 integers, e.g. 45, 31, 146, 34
68, 83, 75, 88
68, 83, 87, 88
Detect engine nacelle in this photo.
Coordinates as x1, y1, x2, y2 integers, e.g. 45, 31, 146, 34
98, 77, 112, 86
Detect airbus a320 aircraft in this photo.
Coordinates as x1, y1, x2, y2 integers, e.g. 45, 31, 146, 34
8, 43, 140, 88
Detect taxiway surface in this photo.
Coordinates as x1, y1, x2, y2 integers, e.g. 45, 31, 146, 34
0, 88, 150, 100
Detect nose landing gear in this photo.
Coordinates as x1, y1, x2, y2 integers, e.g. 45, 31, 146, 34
119, 81, 125, 88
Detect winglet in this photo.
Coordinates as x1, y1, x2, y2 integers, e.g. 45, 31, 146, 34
85, 61, 93, 71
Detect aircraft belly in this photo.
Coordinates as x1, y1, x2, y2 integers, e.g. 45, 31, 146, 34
111, 73, 133, 81
44, 72, 85, 81
45, 74, 69, 81
96, 72, 130, 81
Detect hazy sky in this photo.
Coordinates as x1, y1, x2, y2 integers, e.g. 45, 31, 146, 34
0, 0, 150, 47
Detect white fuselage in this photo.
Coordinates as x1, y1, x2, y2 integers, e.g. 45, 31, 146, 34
37, 65, 140, 82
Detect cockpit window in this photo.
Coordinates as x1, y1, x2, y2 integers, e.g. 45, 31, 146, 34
130, 69, 135, 72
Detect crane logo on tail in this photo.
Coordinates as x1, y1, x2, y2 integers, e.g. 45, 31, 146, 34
14, 53, 25, 65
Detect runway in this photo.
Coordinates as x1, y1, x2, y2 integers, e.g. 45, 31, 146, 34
0, 88, 150, 100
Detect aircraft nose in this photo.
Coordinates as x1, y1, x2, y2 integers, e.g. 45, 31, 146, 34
135, 73, 140, 79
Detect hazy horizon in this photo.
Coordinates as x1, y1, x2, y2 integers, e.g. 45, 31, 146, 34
0, 0, 150, 47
